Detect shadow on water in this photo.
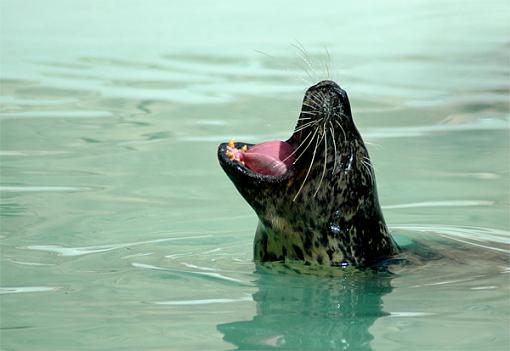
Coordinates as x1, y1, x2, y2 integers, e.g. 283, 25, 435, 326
217, 264, 393, 350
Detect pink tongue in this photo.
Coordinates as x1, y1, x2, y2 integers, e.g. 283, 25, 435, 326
242, 141, 294, 176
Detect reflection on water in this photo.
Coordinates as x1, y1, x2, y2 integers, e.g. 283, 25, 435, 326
218, 266, 393, 350
217, 231, 509, 350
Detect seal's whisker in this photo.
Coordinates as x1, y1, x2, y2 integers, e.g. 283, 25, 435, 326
320, 92, 331, 115
289, 57, 315, 86
362, 157, 374, 179
254, 49, 316, 86
309, 91, 324, 106
364, 141, 383, 149
254, 49, 274, 59
295, 122, 316, 129
317, 89, 327, 101
313, 124, 328, 197
296, 75, 314, 85
294, 121, 318, 133
254, 49, 300, 81
293, 128, 319, 165
324, 47, 332, 80
362, 156, 373, 167
307, 97, 322, 109
290, 47, 317, 86
293, 130, 322, 202
313, 91, 327, 106
329, 121, 338, 174
297, 119, 317, 126
305, 100, 321, 113
323, 51, 330, 80
299, 111, 316, 116
334, 119, 347, 144
291, 52, 317, 86
292, 42, 320, 83
360, 159, 374, 184
324, 47, 340, 83
297, 64, 316, 86
293, 126, 314, 135
302, 102, 319, 110
296, 122, 316, 128
316, 46, 329, 80
366, 163, 374, 184
279, 129, 315, 164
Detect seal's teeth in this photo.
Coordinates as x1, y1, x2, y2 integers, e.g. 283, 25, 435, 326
226, 150, 234, 160
228, 139, 235, 148
241, 161, 245, 165
241, 145, 248, 152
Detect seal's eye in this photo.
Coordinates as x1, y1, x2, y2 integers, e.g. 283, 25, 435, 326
226, 139, 295, 176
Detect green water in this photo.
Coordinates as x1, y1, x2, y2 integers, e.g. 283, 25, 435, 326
1, 1, 509, 350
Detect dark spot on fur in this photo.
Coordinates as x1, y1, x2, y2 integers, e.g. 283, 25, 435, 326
293, 245, 304, 260
266, 252, 279, 261
304, 234, 312, 251
327, 248, 335, 261
320, 231, 329, 246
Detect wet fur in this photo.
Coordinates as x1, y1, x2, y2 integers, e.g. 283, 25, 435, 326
218, 81, 398, 266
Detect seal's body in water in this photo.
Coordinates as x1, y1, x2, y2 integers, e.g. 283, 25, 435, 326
218, 80, 398, 267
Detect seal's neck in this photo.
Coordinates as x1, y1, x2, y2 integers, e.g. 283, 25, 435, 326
254, 205, 397, 267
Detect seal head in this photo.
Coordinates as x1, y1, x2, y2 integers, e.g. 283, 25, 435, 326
218, 80, 398, 266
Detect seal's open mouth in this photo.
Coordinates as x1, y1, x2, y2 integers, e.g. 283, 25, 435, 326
224, 139, 295, 176
217, 139, 297, 184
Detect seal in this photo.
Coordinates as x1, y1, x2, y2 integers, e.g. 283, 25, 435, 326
218, 80, 398, 267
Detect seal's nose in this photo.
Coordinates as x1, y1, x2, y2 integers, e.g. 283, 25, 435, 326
304, 80, 352, 119
307, 80, 345, 97
312, 80, 340, 90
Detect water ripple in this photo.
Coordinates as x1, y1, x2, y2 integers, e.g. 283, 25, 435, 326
131, 262, 249, 285
153, 295, 252, 306
365, 117, 509, 139
0, 186, 92, 192
0, 286, 59, 295
383, 200, 495, 209
0, 110, 112, 119
0, 150, 70, 157
25, 234, 212, 257
391, 224, 510, 252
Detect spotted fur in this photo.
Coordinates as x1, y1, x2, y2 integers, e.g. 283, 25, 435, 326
218, 80, 398, 267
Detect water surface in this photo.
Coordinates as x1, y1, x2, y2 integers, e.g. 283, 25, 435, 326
1, 1, 509, 350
